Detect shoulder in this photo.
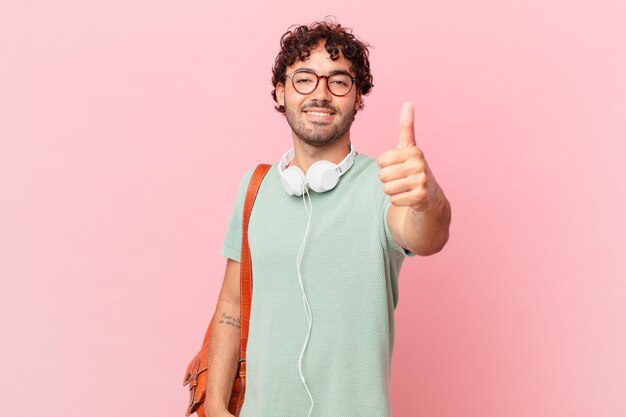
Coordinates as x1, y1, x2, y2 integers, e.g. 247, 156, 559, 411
237, 164, 265, 189
348, 153, 386, 199
351, 153, 382, 182
355, 152, 379, 170
227, 165, 261, 206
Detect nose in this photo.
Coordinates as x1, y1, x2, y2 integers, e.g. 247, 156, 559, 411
310, 76, 332, 102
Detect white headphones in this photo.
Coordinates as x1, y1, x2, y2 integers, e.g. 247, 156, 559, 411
277, 143, 356, 196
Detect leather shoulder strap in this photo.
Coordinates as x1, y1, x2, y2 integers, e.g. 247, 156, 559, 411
240, 163, 271, 363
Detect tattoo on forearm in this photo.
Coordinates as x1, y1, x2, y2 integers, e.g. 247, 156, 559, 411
218, 312, 241, 329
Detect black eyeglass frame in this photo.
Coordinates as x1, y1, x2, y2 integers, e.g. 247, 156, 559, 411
285, 69, 358, 97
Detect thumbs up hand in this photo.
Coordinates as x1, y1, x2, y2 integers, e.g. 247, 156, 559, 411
377, 102, 443, 213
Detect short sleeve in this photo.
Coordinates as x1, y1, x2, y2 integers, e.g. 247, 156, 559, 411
383, 198, 418, 258
220, 166, 256, 262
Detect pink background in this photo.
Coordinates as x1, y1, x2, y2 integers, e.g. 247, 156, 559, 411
1, 1, 625, 416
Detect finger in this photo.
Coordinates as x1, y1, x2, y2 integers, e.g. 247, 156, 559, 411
377, 147, 414, 168
378, 161, 417, 183
377, 144, 424, 168
381, 176, 414, 196
389, 188, 427, 209
398, 101, 416, 148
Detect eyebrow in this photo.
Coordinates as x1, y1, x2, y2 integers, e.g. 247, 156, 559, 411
295, 67, 353, 76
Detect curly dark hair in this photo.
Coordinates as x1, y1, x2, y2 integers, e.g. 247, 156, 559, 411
271, 19, 374, 114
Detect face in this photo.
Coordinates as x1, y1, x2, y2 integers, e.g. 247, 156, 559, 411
276, 42, 362, 148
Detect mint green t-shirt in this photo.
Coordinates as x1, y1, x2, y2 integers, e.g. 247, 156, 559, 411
221, 152, 416, 417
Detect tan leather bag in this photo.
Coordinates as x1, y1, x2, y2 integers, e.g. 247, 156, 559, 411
183, 164, 271, 417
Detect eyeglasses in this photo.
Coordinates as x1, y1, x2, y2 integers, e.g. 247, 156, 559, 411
286, 69, 357, 97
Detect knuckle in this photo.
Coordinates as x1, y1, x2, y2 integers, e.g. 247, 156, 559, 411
408, 146, 421, 157
409, 173, 424, 186
409, 158, 423, 172
413, 145, 424, 156
410, 189, 423, 200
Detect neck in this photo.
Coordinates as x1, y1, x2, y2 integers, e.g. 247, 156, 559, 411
288, 136, 354, 173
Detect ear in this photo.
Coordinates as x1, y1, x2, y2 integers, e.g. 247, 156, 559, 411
276, 82, 285, 107
354, 90, 362, 111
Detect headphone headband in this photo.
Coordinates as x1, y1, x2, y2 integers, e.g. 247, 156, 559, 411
277, 143, 357, 196
279, 143, 356, 176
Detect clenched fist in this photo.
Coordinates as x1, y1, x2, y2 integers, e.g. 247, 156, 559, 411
377, 102, 443, 213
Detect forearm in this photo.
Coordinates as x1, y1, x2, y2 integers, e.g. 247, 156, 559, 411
402, 186, 451, 256
204, 301, 241, 416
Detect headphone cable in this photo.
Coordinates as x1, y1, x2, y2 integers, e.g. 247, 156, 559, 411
296, 183, 314, 417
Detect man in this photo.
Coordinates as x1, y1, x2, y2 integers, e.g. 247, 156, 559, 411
205, 20, 451, 417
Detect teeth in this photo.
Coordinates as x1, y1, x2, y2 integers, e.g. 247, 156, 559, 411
308, 111, 331, 116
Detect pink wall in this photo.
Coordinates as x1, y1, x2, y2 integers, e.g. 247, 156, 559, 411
1, 1, 625, 416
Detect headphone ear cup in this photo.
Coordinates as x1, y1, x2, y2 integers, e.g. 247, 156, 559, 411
307, 160, 340, 193
280, 166, 306, 196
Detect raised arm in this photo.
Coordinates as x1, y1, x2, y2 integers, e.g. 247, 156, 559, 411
378, 102, 451, 256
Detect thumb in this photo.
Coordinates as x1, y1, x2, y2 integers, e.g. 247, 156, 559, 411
398, 101, 416, 148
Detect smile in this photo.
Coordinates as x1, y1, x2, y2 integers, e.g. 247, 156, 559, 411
302, 107, 336, 119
